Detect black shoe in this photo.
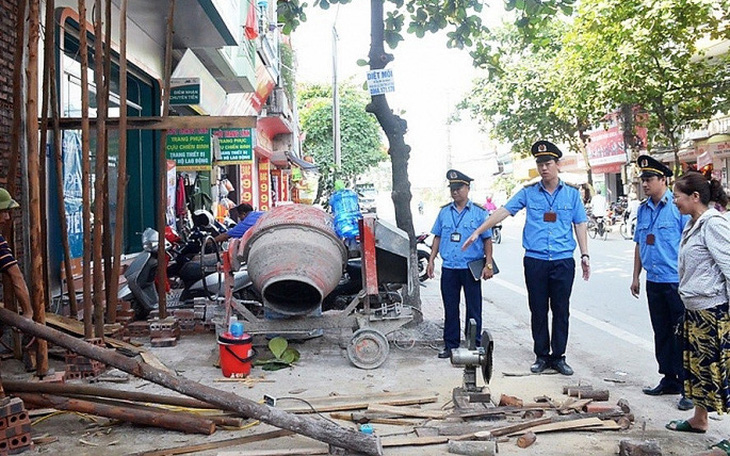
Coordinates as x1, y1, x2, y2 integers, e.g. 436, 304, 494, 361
437, 349, 452, 359
642, 383, 681, 396
552, 359, 574, 376
677, 397, 694, 411
530, 359, 549, 373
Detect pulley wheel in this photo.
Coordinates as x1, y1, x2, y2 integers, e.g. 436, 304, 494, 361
347, 328, 389, 369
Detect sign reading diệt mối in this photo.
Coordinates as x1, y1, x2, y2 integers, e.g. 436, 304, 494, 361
166, 129, 212, 170
213, 128, 253, 164
366, 69, 395, 96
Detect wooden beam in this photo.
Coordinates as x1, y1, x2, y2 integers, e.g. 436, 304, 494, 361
0, 310, 384, 456
157, 0, 176, 319
52, 116, 257, 131
26, 0, 49, 376
78, 0, 93, 339
129, 430, 294, 456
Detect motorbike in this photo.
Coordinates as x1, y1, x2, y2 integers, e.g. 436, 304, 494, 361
415, 232, 432, 282
619, 207, 637, 240
118, 211, 261, 320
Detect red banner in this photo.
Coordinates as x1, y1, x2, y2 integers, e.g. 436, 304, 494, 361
239, 161, 254, 206
258, 158, 271, 211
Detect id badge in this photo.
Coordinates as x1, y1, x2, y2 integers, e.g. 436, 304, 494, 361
450, 232, 461, 242
646, 234, 655, 245
543, 211, 557, 222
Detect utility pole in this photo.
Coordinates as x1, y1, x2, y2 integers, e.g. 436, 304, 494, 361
332, 25, 341, 170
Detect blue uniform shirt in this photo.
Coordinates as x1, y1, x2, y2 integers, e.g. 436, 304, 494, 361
633, 190, 688, 283
431, 200, 492, 269
228, 211, 265, 238
504, 180, 587, 261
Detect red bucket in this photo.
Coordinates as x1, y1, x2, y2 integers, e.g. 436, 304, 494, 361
218, 332, 255, 378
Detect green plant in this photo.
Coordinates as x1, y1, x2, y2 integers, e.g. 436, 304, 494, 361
253, 337, 301, 371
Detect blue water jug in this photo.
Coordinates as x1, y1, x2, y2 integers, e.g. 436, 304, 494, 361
330, 189, 361, 239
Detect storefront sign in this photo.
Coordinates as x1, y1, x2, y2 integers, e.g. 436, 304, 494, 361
258, 158, 271, 211
170, 78, 201, 106
166, 129, 212, 170
366, 69, 395, 96
240, 161, 254, 205
214, 128, 253, 164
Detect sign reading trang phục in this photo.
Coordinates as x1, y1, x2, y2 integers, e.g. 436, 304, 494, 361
213, 128, 253, 164
366, 69, 395, 96
166, 129, 212, 170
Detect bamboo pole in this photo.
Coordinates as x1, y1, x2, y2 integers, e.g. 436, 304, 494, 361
157, 0, 175, 319
4, 0, 28, 360
39, 0, 54, 315
2, 380, 219, 410
17, 393, 216, 435
78, 0, 93, 339
26, 0, 49, 376
92, 0, 107, 338
49, 0, 79, 318
108, 0, 128, 323
102, 0, 113, 311
0, 309, 384, 456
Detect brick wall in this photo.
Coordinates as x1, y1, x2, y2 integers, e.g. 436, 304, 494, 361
0, 0, 16, 184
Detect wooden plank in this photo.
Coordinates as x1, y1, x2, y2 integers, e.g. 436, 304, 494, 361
278, 391, 439, 413
467, 417, 552, 439
218, 449, 328, 456
367, 404, 448, 419
52, 116, 258, 131
139, 352, 173, 374
381, 436, 448, 447
46, 313, 144, 354
506, 417, 605, 436
129, 429, 294, 456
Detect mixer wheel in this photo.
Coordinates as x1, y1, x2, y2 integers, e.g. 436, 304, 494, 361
347, 328, 389, 369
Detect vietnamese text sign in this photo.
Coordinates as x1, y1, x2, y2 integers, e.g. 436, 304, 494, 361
366, 69, 395, 96
170, 78, 201, 106
258, 158, 271, 211
166, 129, 212, 170
214, 128, 253, 163
240, 161, 254, 205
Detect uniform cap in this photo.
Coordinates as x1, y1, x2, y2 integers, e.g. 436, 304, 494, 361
446, 169, 473, 189
637, 155, 672, 178
0, 188, 19, 211
531, 140, 562, 163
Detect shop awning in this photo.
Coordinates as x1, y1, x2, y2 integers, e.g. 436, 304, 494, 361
286, 151, 318, 172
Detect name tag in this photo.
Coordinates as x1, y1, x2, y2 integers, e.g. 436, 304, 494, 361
543, 212, 557, 222
450, 232, 461, 242
646, 234, 655, 245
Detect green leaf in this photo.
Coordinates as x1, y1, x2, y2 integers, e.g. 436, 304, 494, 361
269, 337, 289, 359
281, 347, 301, 364
356, 59, 369, 67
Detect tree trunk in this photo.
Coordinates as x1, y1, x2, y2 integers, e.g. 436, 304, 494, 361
366, 0, 421, 320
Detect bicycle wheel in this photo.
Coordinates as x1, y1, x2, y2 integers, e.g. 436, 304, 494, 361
620, 222, 631, 240
493, 227, 502, 244
589, 226, 597, 239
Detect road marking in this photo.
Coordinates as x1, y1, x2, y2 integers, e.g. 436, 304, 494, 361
490, 277, 654, 353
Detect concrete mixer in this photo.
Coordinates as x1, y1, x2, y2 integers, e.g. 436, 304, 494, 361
229, 204, 413, 369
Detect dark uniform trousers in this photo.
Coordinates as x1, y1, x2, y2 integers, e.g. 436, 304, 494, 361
645, 281, 684, 387
524, 257, 575, 362
440, 268, 482, 350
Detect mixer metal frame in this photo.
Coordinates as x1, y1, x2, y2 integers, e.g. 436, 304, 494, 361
228, 214, 413, 369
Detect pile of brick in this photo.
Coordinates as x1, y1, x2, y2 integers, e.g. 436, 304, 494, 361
0, 397, 33, 454
64, 338, 106, 380
115, 300, 135, 326
149, 317, 181, 347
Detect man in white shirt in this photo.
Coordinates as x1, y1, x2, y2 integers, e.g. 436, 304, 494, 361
591, 189, 607, 218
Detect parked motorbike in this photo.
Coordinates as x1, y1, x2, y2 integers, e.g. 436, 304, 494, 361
415, 232, 432, 282
118, 212, 260, 320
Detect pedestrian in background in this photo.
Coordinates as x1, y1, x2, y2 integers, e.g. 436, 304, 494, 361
630, 155, 693, 411
665, 171, 730, 434
427, 169, 494, 359
463, 140, 590, 376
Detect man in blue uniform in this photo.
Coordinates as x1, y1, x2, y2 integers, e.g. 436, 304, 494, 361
464, 141, 590, 375
214, 203, 264, 243
427, 170, 494, 359
630, 155, 692, 410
